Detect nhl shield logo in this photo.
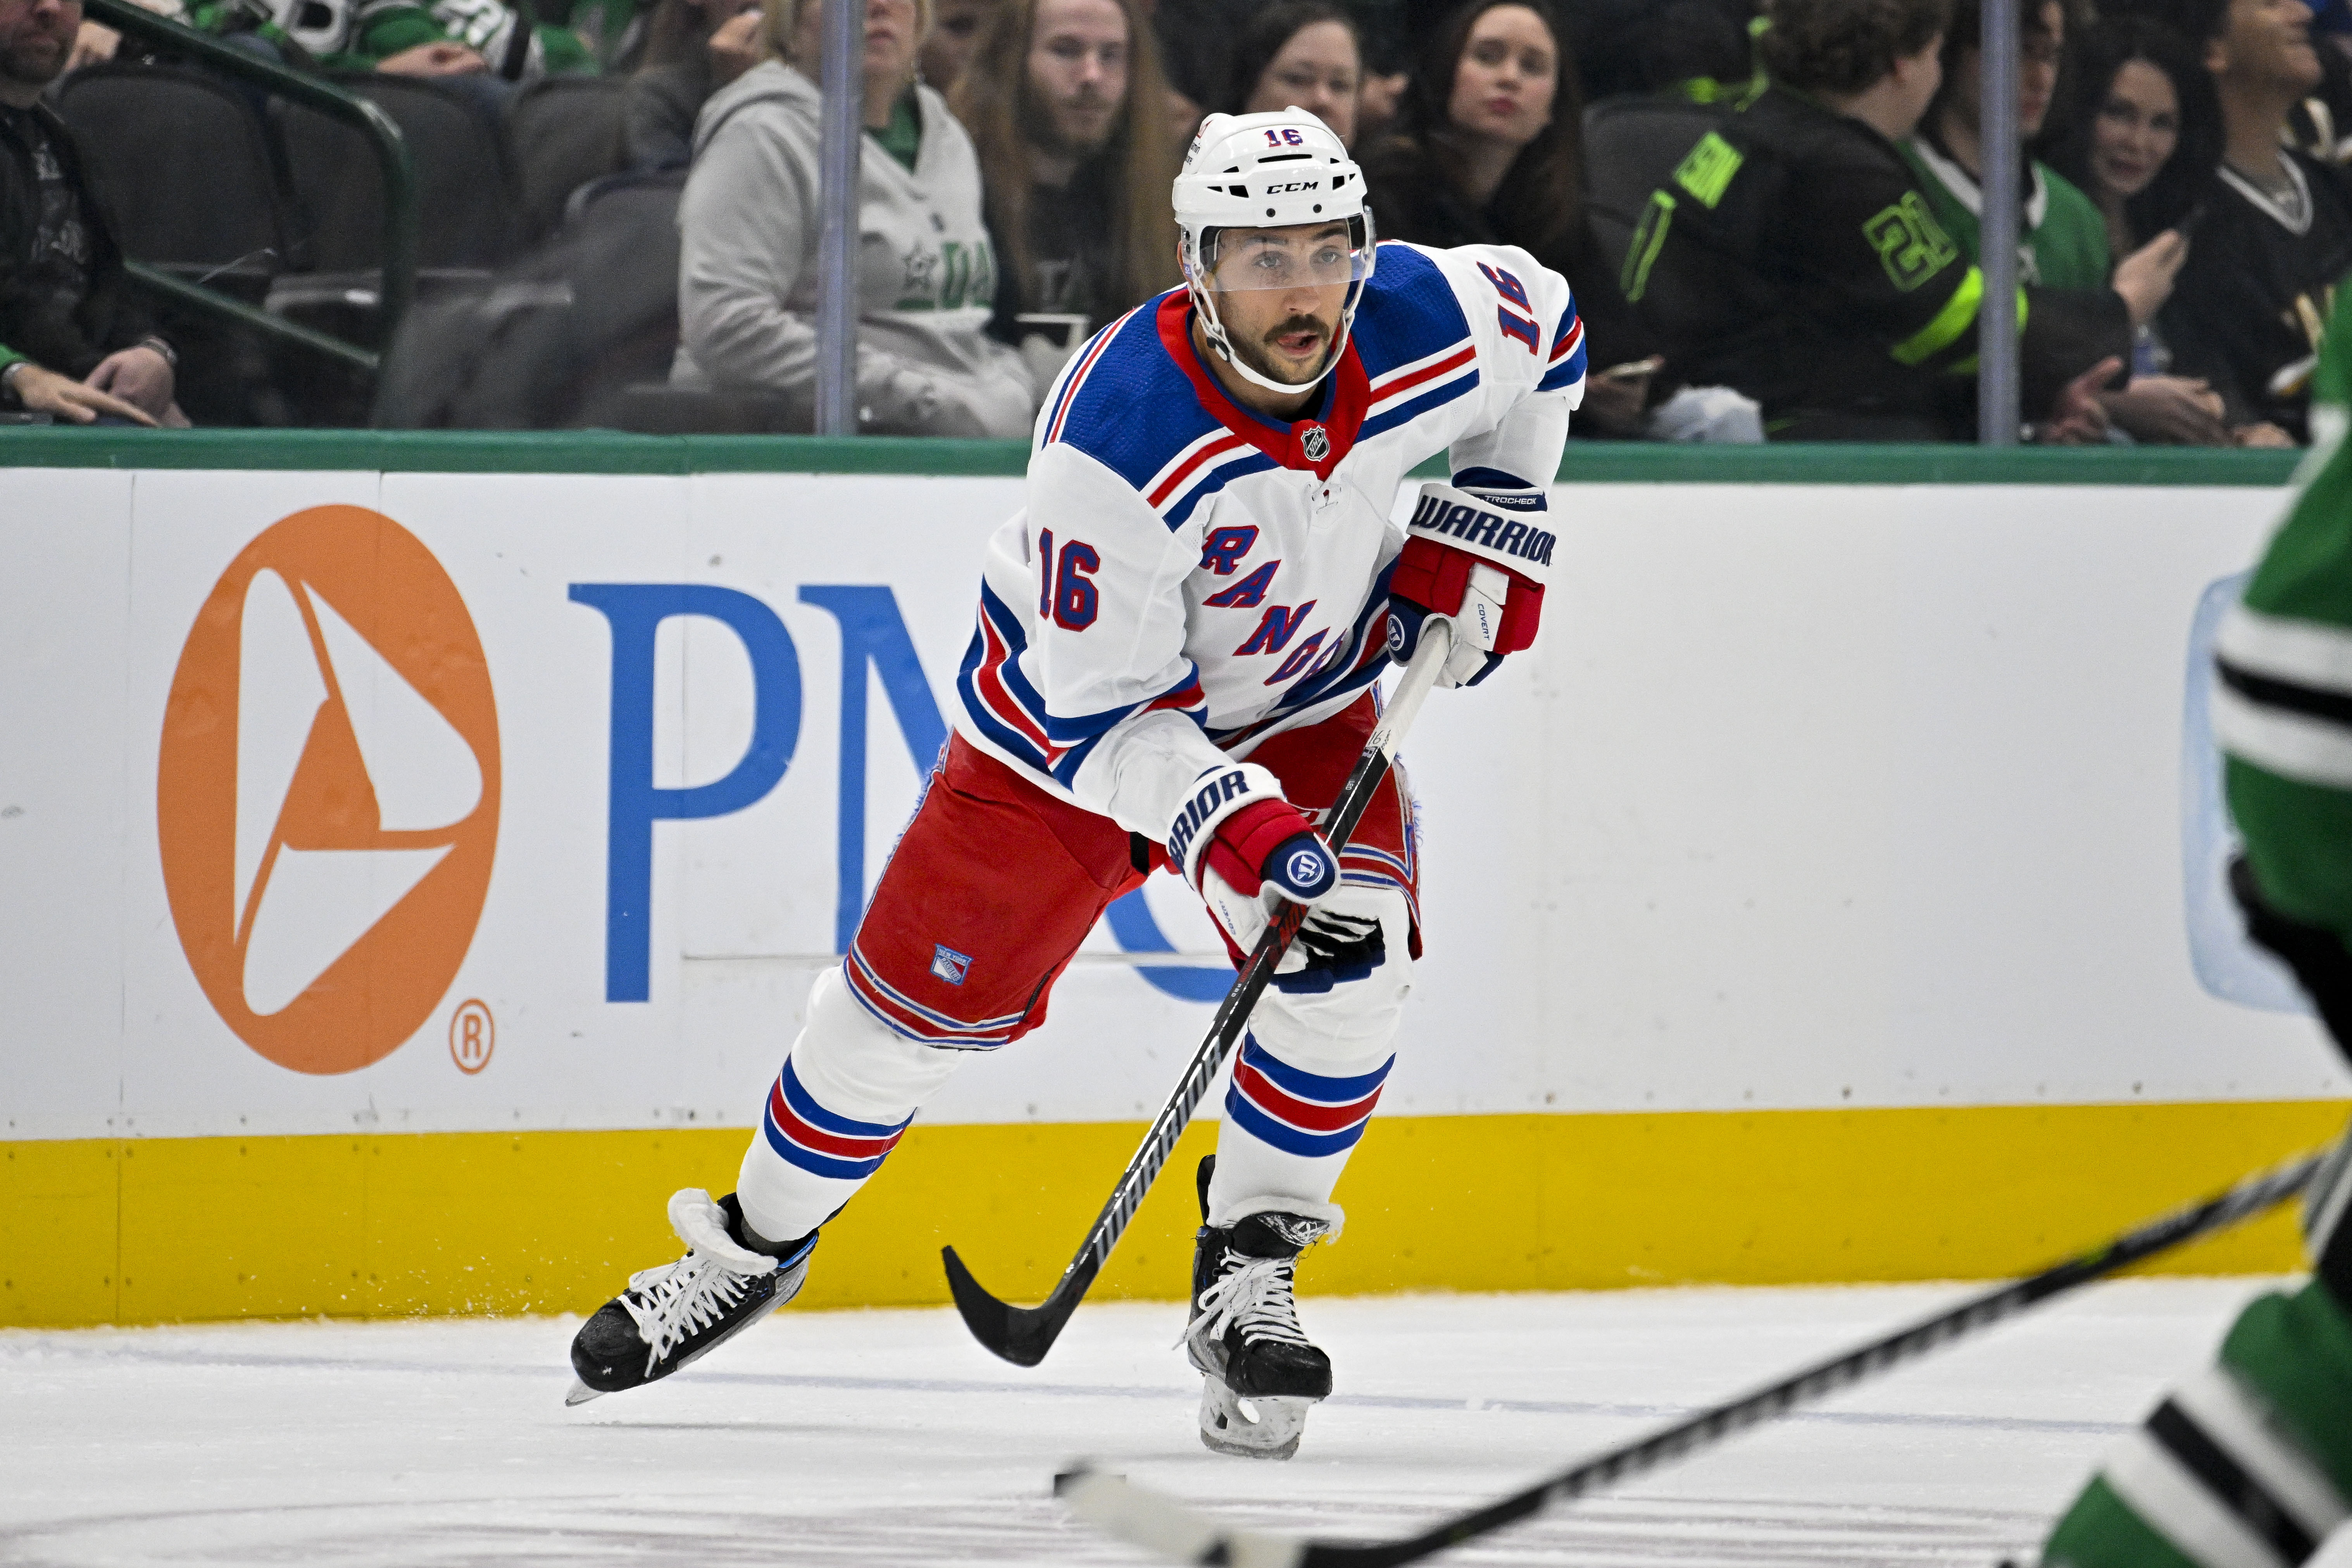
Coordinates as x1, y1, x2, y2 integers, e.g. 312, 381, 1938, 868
1300, 424, 1331, 463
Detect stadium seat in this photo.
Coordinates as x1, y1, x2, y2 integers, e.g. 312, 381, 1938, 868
288, 74, 522, 271
1581, 94, 1723, 292
507, 76, 628, 243
54, 62, 295, 300
269, 74, 526, 344
372, 167, 685, 428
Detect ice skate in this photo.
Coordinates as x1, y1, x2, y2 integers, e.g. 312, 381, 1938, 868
566, 1189, 815, 1405
1183, 1160, 1333, 1460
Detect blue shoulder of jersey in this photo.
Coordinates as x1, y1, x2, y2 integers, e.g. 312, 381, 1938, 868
1350, 243, 1476, 379
1354, 243, 1482, 442
1037, 293, 1226, 492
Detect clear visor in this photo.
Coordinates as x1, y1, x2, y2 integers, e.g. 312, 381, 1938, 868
1199, 226, 1372, 292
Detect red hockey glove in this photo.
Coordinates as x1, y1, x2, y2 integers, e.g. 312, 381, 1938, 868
1167, 762, 1339, 963
1385, 478, 1553, 688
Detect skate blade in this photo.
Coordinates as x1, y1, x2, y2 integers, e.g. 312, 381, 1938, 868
1198, 1378, 1314, 1461
564, 1378, 606, 1408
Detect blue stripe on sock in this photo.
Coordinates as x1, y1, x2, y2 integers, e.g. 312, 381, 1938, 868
780, 1057, 914, 1139
1237, 1036, 1394, 1102
1224, 1079, 1371, 1158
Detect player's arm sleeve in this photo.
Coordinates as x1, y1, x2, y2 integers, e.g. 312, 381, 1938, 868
1438, 243, 1580, 489
1020, 443, 1238, 839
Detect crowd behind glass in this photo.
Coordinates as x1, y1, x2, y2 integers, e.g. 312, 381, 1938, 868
3, 0, 2348, 443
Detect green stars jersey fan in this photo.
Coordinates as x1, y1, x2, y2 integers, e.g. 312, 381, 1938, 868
1583, 85, 2131, 441
2034, 291, 2352, 1568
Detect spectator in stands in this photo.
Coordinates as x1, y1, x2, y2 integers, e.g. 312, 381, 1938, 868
2153, 0, 2352, 442
0, 0, 185, 424
918, 0, 995, 92
1907, 0, 2219, 442
2040, 15, 2255, 442
621, 0, 764, 168
952, 0, 1178, 370
671, 0, 1037, 435
1151, 0, 1247, 135
1568, 0, 1759, 103
1353, 59, 1406, 141
1221, 2, 1361, 146
1610, 0, 2131, 440
1363, 0, 1754, 438
176, 0, 603, 81
1906, 0, 2113, 290
2043, 17, 2221, 261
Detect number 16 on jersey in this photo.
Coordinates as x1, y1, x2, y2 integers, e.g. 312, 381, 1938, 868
1038, 530, 1100, 631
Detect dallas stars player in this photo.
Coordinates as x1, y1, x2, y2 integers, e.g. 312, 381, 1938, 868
2036, 293, 2352, 1565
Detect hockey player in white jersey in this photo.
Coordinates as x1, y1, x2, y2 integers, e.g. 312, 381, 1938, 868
569, 107, 1586, 1459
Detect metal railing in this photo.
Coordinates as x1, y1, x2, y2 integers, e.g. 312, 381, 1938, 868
78, 0, 419, 373
1978, 0, 2021, 446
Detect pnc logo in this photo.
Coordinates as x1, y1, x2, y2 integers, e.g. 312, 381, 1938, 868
157, 507, 500, 1075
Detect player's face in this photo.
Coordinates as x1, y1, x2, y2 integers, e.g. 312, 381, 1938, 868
2090, 59, 2181, 201
1204, 223, 1354, 386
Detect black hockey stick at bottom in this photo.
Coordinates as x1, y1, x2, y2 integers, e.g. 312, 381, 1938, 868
1056, 1145, 2326, 1568
940, 621, 1459, 1368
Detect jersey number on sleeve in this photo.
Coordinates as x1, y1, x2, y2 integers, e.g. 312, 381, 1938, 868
1037, 528, 1100, 631
1480, 262, 1541, 355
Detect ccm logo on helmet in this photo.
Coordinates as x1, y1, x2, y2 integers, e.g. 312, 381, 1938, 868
1263, 180, 1323, 194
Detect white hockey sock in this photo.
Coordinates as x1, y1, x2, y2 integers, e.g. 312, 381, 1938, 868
736, 965, 966, 1243
1207, 886, 1411, 1228
1209, 1032, 1393, 1230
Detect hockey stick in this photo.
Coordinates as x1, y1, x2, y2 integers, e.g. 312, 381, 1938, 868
1056, 1144, 2326, 1568
941, 620, 1458, 1368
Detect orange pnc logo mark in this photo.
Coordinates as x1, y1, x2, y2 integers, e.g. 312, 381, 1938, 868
158, 506, 500, 1075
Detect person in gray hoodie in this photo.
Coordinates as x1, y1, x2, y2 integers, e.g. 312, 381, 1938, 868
670, 0, 1039, 435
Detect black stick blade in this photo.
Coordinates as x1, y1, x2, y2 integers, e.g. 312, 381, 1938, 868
941, 1245, 1084, 1367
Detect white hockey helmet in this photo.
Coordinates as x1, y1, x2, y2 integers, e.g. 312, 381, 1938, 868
1173, 107, 1376, 394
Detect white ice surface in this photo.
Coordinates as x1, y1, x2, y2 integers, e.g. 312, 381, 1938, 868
2, 1279, 2328, 1566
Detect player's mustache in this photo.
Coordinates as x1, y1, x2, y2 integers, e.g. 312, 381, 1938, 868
1263, 316, 1329, 345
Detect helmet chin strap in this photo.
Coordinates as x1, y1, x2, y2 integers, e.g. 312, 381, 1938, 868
1186, 269, 1364, 400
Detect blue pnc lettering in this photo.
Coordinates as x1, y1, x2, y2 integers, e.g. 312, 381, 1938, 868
1103, 889, 1230, 1002
801, 586, 948, 956
570, 584, 802, 1003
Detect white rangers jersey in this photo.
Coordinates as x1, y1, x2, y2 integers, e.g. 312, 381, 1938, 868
952, 240, 1586, 842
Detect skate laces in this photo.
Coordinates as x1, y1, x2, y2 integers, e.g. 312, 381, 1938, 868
619, 1249, 760, 1373
1192, 1249, 1312, 1349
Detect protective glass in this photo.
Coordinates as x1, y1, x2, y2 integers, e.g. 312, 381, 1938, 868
1200, 225, 1373, 292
